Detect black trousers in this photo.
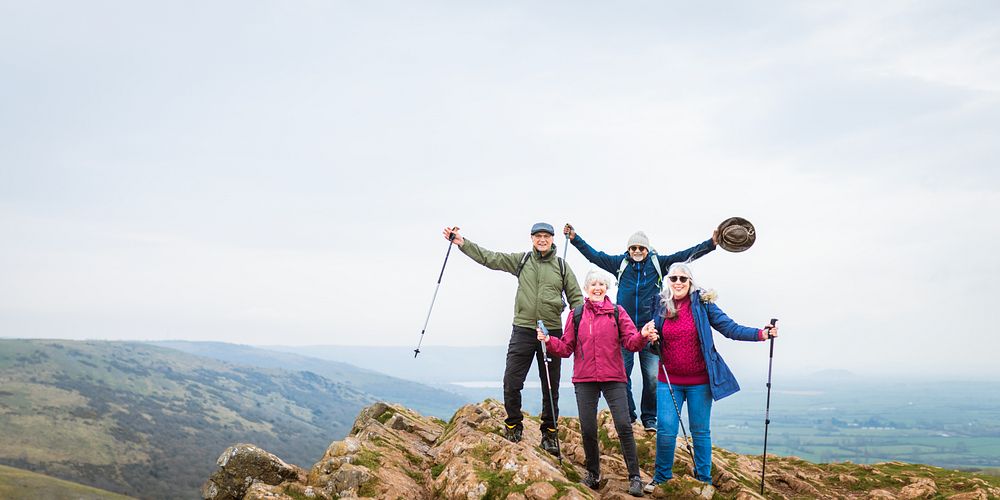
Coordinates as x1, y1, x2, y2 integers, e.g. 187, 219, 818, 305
503, 325, 561, 430
575, 381, 641, 479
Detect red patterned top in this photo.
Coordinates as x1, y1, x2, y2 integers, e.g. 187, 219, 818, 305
657, 296, 710, 385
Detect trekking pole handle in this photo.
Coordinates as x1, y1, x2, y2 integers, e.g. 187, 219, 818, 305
538, 320, 549, 342
537, 320, 550, 356
765, 318, 778, 336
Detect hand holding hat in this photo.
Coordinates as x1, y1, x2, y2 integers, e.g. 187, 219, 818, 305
716, 217, 755, 252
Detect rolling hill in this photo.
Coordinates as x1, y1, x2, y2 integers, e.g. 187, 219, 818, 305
0, 339, 373, 498
0, 464, 133, 500
149, 341, 467, 418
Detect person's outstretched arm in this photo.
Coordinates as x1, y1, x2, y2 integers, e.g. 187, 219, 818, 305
656, 236, 717, 273
618, 307, 651, 352
705, 302, 772, 342
564, 223, 624, 274
539, 313, 578, 358
444, 226, 523, 275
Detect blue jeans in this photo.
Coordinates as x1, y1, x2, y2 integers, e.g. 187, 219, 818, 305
622, 346, 659, 426
654, 382, 713, 483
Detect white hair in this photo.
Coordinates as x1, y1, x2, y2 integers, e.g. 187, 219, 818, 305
583, 268, 613, 289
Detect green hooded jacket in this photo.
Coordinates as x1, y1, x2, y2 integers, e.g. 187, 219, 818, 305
460, 239, 584, 332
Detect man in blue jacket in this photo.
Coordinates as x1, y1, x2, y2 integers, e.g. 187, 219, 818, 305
563, 223, 717, 431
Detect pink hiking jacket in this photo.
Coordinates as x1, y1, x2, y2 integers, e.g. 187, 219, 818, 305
545, 296, 647, 383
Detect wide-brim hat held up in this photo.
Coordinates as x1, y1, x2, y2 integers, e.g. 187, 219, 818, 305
716, 217, 756, 252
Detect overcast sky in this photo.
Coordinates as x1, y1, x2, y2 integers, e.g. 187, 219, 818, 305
2, 1, 998, 379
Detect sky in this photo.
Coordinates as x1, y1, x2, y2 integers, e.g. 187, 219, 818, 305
1, 1, 998, 379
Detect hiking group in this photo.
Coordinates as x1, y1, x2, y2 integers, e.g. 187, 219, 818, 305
438, 220, 779, 497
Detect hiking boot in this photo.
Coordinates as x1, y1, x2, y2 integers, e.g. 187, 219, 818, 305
628, 476, 644, 497
540, 427, 560, 456
642, 421, 656, 433
581, 471, 600, 490
504, 424, 522, 443
643, 480, 660, 493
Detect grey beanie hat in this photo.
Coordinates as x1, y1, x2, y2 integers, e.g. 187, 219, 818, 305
626, 231, 650, 249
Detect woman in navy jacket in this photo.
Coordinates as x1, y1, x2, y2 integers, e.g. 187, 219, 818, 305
644, 263, 779, 492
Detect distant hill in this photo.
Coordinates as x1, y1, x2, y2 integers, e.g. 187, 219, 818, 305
150, 341, 467, 418
262, 344, 509, 384
0, 339, 373, 498
0, 464, 133, 500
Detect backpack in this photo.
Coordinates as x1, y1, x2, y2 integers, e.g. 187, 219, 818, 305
616, 252, 662, 288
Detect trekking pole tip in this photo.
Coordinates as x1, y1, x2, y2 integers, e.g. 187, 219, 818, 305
413, 348, 420, 358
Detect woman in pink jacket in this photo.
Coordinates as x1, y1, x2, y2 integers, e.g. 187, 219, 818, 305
537, 269, 660, 497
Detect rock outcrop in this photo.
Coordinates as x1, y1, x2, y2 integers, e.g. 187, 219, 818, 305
202, 400, 1000, 499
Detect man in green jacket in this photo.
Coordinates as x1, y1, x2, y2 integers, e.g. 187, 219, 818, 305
443, 223, 584, 453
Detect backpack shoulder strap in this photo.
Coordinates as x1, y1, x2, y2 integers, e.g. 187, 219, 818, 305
614, 305, 624, 341
615, 258, 628, 284
514, 252, 531, 278
650, 252, 663, 287
572, 304, 585, 333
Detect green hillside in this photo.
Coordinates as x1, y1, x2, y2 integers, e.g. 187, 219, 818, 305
151, 341, 467, 418
0, 339, 373, 498
0, 464, 133, 500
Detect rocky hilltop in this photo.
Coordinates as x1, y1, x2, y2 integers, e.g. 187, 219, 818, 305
201, 400, 1000, 499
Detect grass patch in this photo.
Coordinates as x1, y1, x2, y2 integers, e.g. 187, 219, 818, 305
470, 442, 494, 462
431, 463, 446, 478
357, 477, 380, 497
636, 437, 654, 469
476, 468, 527, 500
551, 480, 589, 497
405, 469, 424, 484
598, 427, 621, 453
560, 462, 581, 482
403, 449, 422, 466
281, 486, 312, 500
376, 409, 394, 424
353, 449, 382, 469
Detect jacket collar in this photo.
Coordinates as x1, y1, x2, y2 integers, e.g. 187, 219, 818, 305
533, 244, 557, 260
585, 296, 616, 314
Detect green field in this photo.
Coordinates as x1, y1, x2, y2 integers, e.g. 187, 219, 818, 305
0, 464, 133, 500
709, 380, 1000, 468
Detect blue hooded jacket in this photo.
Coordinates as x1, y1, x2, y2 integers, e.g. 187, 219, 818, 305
570, 233, 715, 329
654, 290, 763, 401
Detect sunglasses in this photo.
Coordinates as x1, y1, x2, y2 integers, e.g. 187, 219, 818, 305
628, 246, 647, 252
667, 276, 690, 283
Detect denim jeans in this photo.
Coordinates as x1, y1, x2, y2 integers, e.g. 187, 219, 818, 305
654, 382, 713, 483
574, 381, 640, 479
622, 346, 659, 426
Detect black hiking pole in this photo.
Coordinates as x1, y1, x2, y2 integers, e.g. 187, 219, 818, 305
414, 228, 459, 358
658, 360, 696, 465
537, 320, 563, 464
760, 318, 778, 495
